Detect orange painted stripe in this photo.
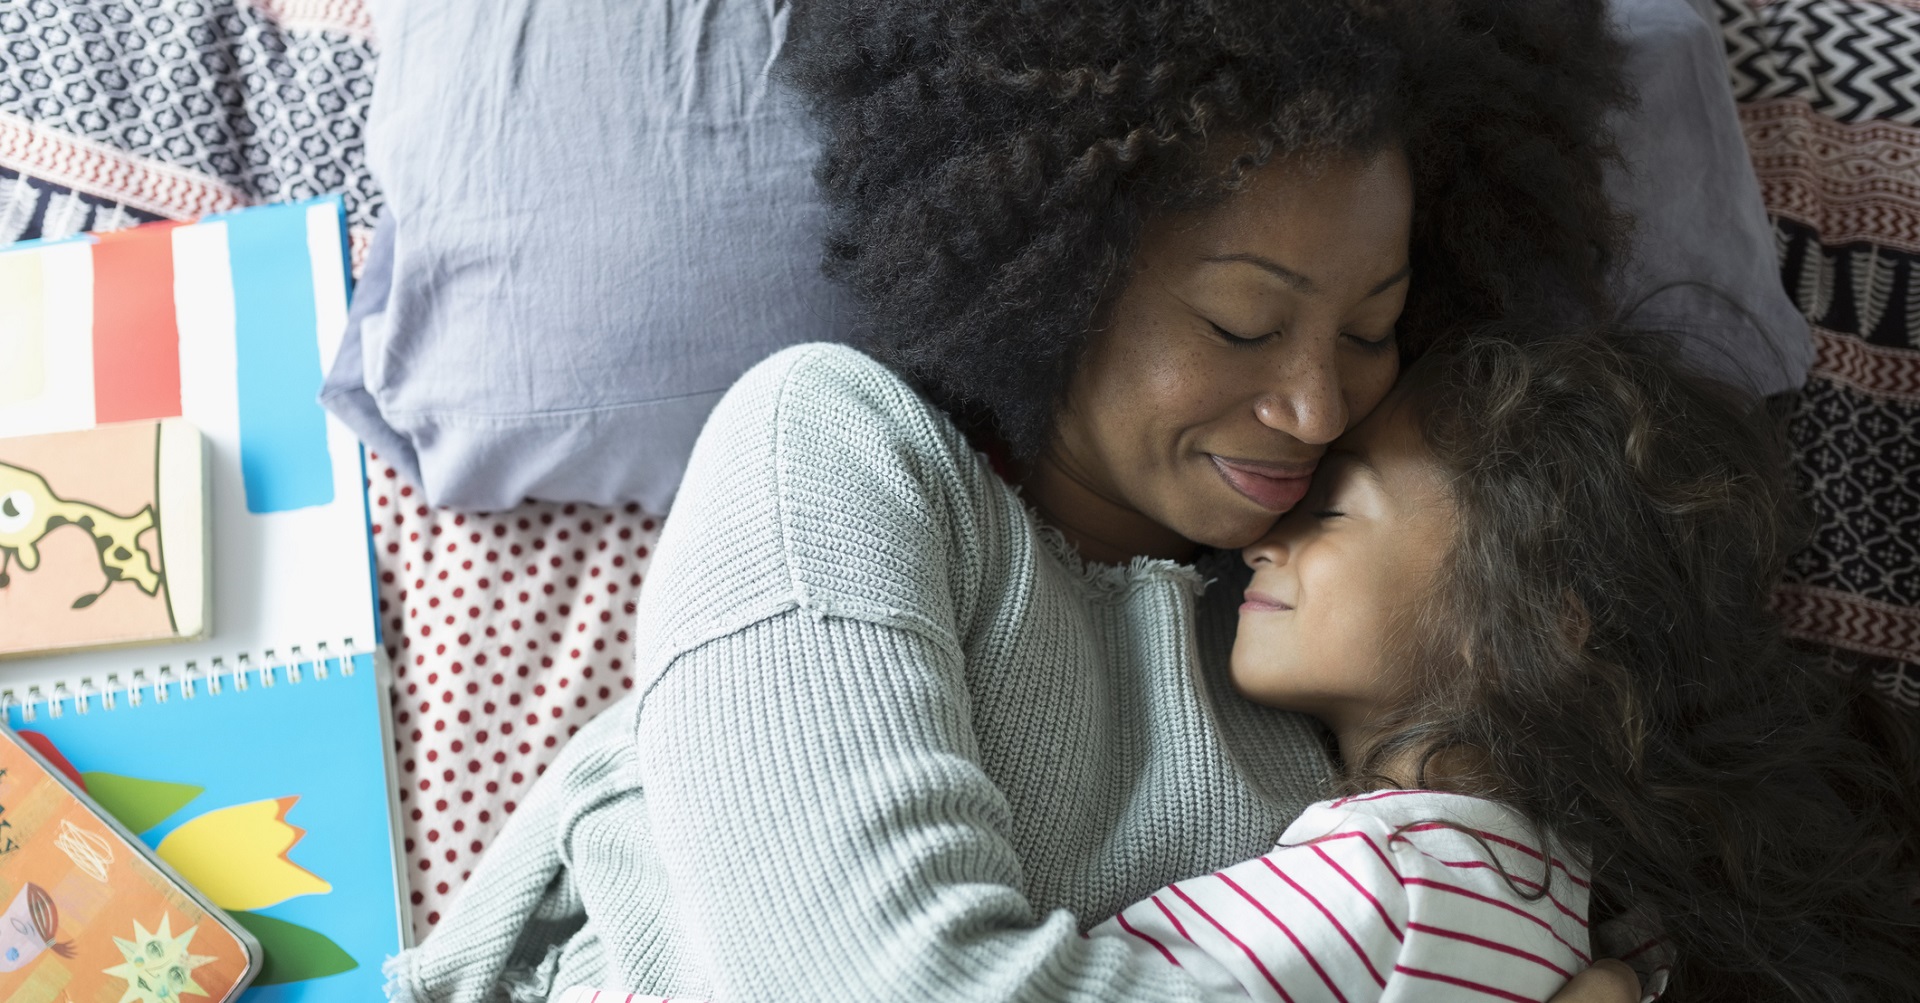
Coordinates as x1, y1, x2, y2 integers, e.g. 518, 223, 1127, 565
90, 221, 184, 422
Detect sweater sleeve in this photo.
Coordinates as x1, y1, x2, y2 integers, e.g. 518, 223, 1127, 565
637, 610, 1248, 1003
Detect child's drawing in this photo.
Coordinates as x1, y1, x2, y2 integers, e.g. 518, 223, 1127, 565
101, 914, 215, 1003
55, 820, 115, 882
0, 881, 76, 974
79, 769, 358, 986
0, 420, 204, 657
0, 460, 162, 607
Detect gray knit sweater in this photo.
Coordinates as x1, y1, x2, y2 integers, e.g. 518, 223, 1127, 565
384, 344, 1333, 1003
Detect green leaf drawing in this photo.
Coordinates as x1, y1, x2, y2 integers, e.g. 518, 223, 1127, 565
81, 773, 204, 833
228, 912, 358, 985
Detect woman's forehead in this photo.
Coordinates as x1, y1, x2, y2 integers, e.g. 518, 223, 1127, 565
1148, 149, 1413, 296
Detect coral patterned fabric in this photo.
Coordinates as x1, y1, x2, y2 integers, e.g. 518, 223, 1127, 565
1714, 0, 1920, 704
366, 454, 657, 936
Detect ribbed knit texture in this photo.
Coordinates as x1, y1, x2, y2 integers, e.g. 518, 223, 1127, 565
384, 344, 1333, 1003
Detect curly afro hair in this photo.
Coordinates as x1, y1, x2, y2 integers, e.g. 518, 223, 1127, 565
782, 0, 1632, 457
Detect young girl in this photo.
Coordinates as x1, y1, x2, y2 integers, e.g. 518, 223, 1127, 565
1094, 331, 1920, 1002
556, 331, 1918, 1003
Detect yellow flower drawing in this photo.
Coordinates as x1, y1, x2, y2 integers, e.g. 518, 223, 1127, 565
155, 797, 332, 911
73, 768, 360, 986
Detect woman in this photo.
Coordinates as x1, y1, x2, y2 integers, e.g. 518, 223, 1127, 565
386, 1, 1644, 1000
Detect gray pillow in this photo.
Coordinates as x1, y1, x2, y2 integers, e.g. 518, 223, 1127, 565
322, 0, 850, 513
1608, 0, 1811, 395
327, 0, 1804, 514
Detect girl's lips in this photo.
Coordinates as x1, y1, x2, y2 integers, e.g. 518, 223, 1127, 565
1239, 589, 1293, 613
1209, 456, 1315, 513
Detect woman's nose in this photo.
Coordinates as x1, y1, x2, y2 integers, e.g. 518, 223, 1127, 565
1253, 339, 1348, 445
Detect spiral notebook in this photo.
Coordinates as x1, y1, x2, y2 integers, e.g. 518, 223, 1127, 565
0, 199, 406, 1003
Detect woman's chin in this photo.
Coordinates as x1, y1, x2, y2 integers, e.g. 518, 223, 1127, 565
1180, 509, 1289, 552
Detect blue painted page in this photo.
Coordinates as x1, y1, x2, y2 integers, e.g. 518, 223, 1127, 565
8, 652, 404, 1003
224, 202, 333, 515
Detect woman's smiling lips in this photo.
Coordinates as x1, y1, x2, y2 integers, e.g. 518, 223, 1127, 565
1239, 589, 1294, 614
1209, 455, 1317, 513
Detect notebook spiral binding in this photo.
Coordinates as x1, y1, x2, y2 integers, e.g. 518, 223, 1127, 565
1, 638, 371, 724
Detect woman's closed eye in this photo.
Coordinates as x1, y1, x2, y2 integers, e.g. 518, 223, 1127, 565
1210, 319, 1394, 353
1312, 509, 1346, 519
1343, 329, 1395, 352
1209, 320, 1267, 345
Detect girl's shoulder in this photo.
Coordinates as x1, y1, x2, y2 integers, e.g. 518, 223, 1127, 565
1282, 789, 1592, 897
1277, 790, 1594, 997
1295, 789, 1542, 836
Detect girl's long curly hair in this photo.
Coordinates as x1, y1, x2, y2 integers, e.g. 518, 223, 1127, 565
1367, 331, 1920, 1002
782, 0, 1630, 456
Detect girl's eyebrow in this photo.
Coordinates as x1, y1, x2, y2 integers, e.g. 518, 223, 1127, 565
1316, 452, 1387, 508
1322, 449, 1382, 484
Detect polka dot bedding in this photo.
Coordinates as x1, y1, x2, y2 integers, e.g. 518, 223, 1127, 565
367, 454, 659, 938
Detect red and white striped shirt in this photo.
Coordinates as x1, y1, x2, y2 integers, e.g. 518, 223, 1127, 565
553, 792, 1593, 1003
1092, 790, 1591, 1003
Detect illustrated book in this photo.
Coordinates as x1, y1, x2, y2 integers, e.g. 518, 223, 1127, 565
0, 198, 407, 1003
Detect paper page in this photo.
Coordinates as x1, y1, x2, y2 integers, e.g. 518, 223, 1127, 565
0, 198, 376, 699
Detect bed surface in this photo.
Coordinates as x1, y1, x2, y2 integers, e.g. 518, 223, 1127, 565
367, 456, 659, 932
3, 0, 1916, 945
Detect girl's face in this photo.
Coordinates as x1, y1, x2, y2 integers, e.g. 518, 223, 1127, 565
1039, 148, 1413, 557
1229, 391, 1455, 740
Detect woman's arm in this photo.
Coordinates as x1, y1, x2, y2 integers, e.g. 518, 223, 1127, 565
637, 609, 1242, 1002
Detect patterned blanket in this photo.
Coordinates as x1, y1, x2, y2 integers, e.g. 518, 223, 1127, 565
0, 0, 377, 244
2, 0, 1916, 937
1714, 0, 1920, 704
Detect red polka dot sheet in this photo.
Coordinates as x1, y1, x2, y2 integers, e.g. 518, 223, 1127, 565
366, 454, 659, 938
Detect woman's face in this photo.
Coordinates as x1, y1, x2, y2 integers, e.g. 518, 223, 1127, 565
1047, 149, 1413, 553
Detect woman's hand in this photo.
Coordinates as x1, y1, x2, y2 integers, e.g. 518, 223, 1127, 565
1551, 960, 1643, 1003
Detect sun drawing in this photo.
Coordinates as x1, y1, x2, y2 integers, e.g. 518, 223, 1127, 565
101, 915, 216, 1003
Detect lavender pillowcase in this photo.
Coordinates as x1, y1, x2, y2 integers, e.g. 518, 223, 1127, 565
324, 0, 1803, 514
322, 0, 851, 513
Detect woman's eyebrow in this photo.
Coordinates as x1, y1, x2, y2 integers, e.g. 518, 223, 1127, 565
1204, 253, 1317, 293
1202, 254, 1411, 298
1366, 264, 1412, 296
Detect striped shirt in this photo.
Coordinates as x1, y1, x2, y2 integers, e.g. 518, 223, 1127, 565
552, 983, 679, 991
1092, 790, 1592, 1003
557, 791, 1596, 1003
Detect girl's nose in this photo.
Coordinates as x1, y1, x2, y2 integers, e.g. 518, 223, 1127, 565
1241, 531, 1292, 570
